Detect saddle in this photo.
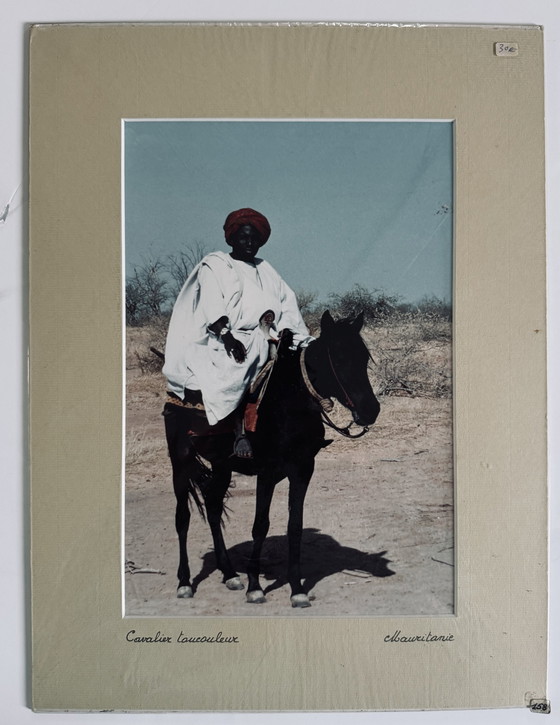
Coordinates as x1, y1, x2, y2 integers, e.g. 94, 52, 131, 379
165, 340, 279, 437
243, 326, 301, 431
165, 389, 236, 436
243, 357, 275, 432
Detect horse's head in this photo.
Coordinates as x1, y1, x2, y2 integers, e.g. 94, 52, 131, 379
312, 310, 380, 427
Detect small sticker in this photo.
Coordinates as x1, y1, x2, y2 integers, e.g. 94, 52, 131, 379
495, 42, 519, 57
529, 699, 551, 714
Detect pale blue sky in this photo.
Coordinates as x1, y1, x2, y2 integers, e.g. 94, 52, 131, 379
124, 120, 453, 304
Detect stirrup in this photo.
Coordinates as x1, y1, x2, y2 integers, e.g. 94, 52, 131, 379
233, 434, 253, 459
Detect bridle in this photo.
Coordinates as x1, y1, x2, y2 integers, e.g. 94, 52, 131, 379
327, 348, 355, 410
299, 345, 370, 439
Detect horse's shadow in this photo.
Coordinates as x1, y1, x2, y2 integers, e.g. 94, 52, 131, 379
191, 528, 395, 595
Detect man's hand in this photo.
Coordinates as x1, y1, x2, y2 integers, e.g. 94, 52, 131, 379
222, 331, 246, 363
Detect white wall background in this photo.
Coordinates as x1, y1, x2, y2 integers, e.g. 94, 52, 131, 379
2, 2, 558, 724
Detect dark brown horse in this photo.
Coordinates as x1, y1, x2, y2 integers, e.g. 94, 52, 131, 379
162, 310, 380, 607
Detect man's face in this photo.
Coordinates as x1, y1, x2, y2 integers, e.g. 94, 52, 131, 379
229, 224, 263, 262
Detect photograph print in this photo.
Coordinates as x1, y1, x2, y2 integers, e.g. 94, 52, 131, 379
123, 119, 454, 617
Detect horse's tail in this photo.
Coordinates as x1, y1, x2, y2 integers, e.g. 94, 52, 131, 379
185, 454, 210, 520
163, 401, 233, 525
185, 453, 233, 527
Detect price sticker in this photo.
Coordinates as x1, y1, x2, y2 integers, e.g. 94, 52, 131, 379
495, 42, 519, 57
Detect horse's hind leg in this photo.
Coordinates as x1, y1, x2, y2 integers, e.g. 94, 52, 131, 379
246, 474, 278, 603
164, 405, 197, 598
204, 462, 244, 591
173, 476, 193, 598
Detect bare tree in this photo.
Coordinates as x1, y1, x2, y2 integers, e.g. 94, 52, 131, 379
126, 256, 169, 325
165, 242, 207, 299
126, 243, 208, 326
125, 279, 143, 326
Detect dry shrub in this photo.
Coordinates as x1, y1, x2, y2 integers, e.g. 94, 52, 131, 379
328, 284, 400, 324
126, 318, 168, 374
126, 428, 167, 467
125, 297, 452, 400
127, 369, 165, 404
415, 314, 452, 343
296, 285, 452, 399
366, 316, 452, 398
296, 290, 323, 335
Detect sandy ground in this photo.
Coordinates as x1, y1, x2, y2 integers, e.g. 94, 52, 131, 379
124, 362, 454, 618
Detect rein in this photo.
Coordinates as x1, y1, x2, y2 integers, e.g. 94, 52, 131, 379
300, 346, 370, 439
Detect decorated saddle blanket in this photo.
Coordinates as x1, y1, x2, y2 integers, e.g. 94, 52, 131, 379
165, 355, 276, 436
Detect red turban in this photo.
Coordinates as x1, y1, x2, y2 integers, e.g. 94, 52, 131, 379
223, 208, 271, 245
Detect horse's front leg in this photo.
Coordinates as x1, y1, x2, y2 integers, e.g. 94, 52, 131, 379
286, 459, 315, 608
205, 462, 244, 591
246, 473, 278, 603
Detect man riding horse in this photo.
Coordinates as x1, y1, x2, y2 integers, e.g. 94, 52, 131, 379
161, 209, 380, 605
162, 208, 314, 458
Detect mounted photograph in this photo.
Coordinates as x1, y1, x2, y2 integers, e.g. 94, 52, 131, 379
123, 119, 455, 617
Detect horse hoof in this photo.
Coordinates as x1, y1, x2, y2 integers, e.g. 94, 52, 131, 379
291, 593, 311, 608
246, 590, 266, 604
177, 585, 193, 599
225, 576, 244, 591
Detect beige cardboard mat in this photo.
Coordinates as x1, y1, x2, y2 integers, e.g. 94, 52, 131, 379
29, 23, 547, 712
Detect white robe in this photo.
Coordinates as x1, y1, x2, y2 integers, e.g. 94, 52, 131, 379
163, 251, 313, 425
